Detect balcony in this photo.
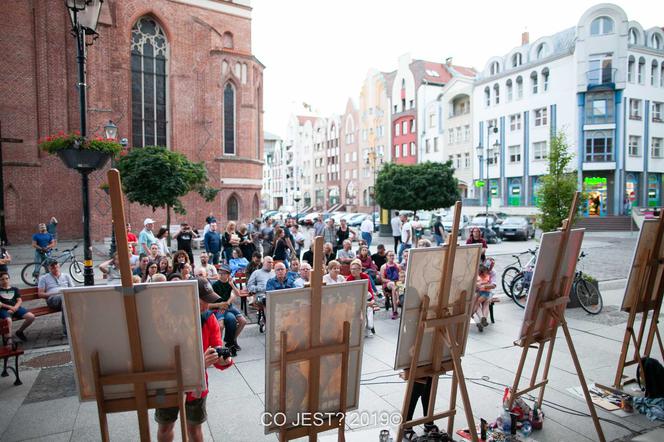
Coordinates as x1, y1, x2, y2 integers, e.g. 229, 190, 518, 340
586, 68, 617, 88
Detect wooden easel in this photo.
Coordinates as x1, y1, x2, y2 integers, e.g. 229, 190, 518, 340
599, 213, 664, 392
397, 201, 479, 442
276, 235, 352, 442
507, 192, 606, 442
90, 169, 189, 441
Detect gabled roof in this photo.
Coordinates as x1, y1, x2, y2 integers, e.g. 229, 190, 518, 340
296, 115, 318, 126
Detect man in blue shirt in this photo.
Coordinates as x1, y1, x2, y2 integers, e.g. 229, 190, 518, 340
31, 223, 55, 277
138, 218, 157, 255
204, 222, 222, 265
266, 262, 297, 291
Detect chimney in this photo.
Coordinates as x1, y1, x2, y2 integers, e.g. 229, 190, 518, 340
522, 31, 529, 45
445, 57, 453, 66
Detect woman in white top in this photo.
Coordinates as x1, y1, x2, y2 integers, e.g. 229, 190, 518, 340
155, 227, 171, 257
323, 260, 346, 285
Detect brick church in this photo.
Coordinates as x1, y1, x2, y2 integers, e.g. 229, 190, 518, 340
0, 0, 264, 242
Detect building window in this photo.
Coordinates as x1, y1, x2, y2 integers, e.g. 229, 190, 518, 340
395, 145, 400, 158
409, 99, 414, 109
652, 34, 663, 49
484, 86, 490, 107
402, 121, 407, 134
464, 125, 470, 141
516, 76, 523, 99
653, 102, 663, 122
490, 61, 500, 75
652, 60, 659, 86
464, 152, 470, 168
510, 114, 522, 131
448, 129, 454, 144
410, 142, 416, 156
590, 16, 614, 35
455, 154, 462, 169
494, 83, 500, 104
410, 119, 416, 133
630, 99, 642, 119
533, 141, 548, 160
456, 127, 462, 143
227, 195, 239, 221
542, 68, 550, 91
131, 17, 169, 148
395, 123, 400, 136
628, 56, 635, 83
534, 107, 548, 126
653, 138, 663, 158
509, 145, 521, 163
530, 71, 538, 94
629, 135, 641, 156
512, 52, 522, 67
428, 112, 436, 128
434, 137, 439, 152
536, 43, 547, 59
402, 143, 407, 157
638, 57, 645, 84
223, 83, 236, 154
506, 79, 513, 102
629, 28, 639, 45
585, 131, 614, 162
351, 151, 357, 161
425, 139, 430, 153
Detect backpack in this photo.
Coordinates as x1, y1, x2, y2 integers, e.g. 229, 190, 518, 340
637, 357, 664, 398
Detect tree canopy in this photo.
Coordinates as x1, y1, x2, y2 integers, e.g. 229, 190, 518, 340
375, 161, 460, 212
116, 146, 218, 215
536, 132, 579, 232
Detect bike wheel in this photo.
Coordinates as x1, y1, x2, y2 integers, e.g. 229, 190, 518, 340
510, 274, 528, 309
69, 260, 84, 284
21, 262, 47, 287
501, 266, 521, 299
575, 278, 603, 315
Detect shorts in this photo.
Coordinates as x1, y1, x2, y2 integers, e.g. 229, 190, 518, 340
155, 397, 207, 425
478, 291, 492, 299
0, 306, 29, 320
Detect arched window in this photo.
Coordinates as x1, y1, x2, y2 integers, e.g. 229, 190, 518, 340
638, 57, 646, 84
222, 32, 234, 49
131, 17, 168, 148
490, 61, 500, 75
652, 34, 663, 50
506, 79, 513, 102
541, 68, 550, 91
512, 53, 522, 68
493, 83, 500, 105
530, 71, 538, 94
515, 76, 523, 99
629, 28, 639, 45
252, 194, 259, 217
223, 83, 236, 155
661, 62, 664, 87
590, 16, 614, 35
227, 195, 239, 221
627, 55, 635, 83
536, 44, 547, 60
652, 60, 659, 86
484, 86, 490, 107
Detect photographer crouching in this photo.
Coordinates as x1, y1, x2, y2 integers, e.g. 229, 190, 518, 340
155, 277, 234, 442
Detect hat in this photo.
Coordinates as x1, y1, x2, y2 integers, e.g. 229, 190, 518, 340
46, 259, 59, 267
196, 277, 221, 303
218, 264, 231, 274
144, 218, 155, 226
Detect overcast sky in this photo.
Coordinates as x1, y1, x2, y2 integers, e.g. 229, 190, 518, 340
252, 0, 663, 138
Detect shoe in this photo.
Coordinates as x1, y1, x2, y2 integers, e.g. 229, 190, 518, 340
233, 343, 242, 351
228, 346, 237, 357
391, 311, 399, 320
477, 323, 484, 333
15, 331, 27, 342
481, 317, 489, 327
371, 327, 376, 335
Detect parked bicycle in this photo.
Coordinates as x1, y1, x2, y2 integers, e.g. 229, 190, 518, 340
501, 247, 538, 299
21, 244, 84, 286
510, 251, 603, 314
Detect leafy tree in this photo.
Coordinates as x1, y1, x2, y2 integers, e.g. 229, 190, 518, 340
375, 161, 460, 212
536, 132, 579, 232
116, 146, 219, 244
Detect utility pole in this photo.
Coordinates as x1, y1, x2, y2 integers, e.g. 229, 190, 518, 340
0, 120, 23, 246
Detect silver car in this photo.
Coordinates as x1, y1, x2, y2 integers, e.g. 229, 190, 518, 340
499, 217, 535, 241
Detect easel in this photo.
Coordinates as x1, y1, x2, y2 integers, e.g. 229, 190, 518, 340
507, 192, 606, 442
599, 213, 664, 392
276, 235, 352, 442
397, 201, 480, 442
90, 169, 188, 441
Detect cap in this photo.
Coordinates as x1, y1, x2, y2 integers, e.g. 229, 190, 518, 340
144, 218, 155, 226
218, 264, 231, 274
46, 259, 59, 267
197, 277, 221, 303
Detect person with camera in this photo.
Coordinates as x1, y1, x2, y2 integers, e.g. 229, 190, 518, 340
210, 264, 246, 355
155, 277, 233, 442
174, 222, 198, 265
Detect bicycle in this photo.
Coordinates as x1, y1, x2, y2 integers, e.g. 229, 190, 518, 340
21, 244, 84, 286
501, 248, 538, 299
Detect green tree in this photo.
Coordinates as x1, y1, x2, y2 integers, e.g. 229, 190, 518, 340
375, 161, 460, 212
536, 132, 579, 232
116, 146, 219, 244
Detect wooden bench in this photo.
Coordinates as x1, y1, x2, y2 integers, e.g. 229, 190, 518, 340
233, 272, 250, 316
0, 321, 24, 385
19, 287, 59, 318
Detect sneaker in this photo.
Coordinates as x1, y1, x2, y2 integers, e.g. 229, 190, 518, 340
233, 343, 242, 351
391, 311, 399, 320
481, 317, 489, 327
476, 323, 484, 333
371, 327, 376, 335
364, 330, 373, 338
228, 346, 237, 357
15, 331, 27, 342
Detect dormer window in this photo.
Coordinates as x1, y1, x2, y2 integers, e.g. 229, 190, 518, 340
490, 61, 500, 76
536, 44, 547, 60
512, 53, 522, 68
590, 16, 614, 36
652, 34, 663, 50
629, 28, 639, 45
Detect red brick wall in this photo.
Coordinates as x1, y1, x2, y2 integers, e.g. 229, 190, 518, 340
392, 113, 417, 165
0, 0, 264, 243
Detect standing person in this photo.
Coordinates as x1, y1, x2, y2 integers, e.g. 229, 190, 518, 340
398, 214, 413, 263
138, 218, 157, 256
0, 246, 11, 273
291, 224, 305, 260
47, 217, 58, 246
210, 265, 247, 354
1, 272, 36, 342
323, 219, 337, 251
174, 222, 197, 265
247, 218, 263, 255
155, 277, 233, 442
203, 213, 216, 237
271, 226, 289, 267
222, 221, 239, 263
155, 227, 171, 257
313, 215, 325, 238
126, 223, 139, 255
37, 260, 74, 336
335, 218, 354, 252
412, 215, 424, 241
237, 223, 255, 262
391, 211, 402, 253
432, 216, 447, 246
260, 218, 275, 257
31, 223, 56, 277
360, 215, 374, 248
204, 222, 222, 265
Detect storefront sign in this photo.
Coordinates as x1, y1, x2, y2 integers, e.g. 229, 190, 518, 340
583, 176, 607, 187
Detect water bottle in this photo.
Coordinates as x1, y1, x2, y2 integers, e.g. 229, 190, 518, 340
502, 408, 512, 433
521, 421, 533, 437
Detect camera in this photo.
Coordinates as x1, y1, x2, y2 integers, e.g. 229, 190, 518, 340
215, 346, 232, 360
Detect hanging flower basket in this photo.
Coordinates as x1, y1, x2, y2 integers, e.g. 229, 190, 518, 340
39, 131, 122, 172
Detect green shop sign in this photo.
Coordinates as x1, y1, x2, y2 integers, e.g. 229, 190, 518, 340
583, 177, 607, 186
475, 180, 485, 187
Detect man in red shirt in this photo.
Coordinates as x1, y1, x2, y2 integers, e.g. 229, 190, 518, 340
156, 277, 233, 442
126, 223, 138, 255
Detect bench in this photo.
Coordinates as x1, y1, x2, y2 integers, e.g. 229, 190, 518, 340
19, 288, 59, 318
233, 272, 251, 316
0, 321, 24, 385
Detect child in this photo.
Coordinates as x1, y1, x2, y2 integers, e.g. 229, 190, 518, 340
474, 264, 495, 332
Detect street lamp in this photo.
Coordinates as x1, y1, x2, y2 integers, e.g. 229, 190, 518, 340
104, 121, 122, 257
66, 0, 104, 286
476, 123, 499, 231
367, 149, 383, 231
293, 189, 301, 215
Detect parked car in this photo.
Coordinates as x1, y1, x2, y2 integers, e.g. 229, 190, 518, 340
413, 211, 433, 234
262, 210, 279, 221
346, 213, 371, 228
469, 215, 501, 236
499, 217, 535, 240
441, 213, 470, 233
299, 212, 331, 226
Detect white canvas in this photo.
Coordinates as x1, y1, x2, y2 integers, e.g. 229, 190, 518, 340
62, 280, 206, 401
622, 219, 664, 313
264, 280, 366, 434
518, 229, 585, 343
394, 244, 482, 370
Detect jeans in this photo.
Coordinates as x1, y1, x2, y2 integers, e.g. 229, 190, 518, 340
46, 294, 66, 334
209, 251, 221, 265
433, 234, 443, 246
361, 232, 372, 248
33, 250, 48, 276
393, 236, 400, 253
398, 243, 412, 263
213, 309, 237, 345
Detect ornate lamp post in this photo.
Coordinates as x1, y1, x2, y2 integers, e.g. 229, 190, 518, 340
476, 123, 499, 231
65, 0, 104, 286
293, 189, 301, 215
367, 149, 384, 232
103, 120, 119, 257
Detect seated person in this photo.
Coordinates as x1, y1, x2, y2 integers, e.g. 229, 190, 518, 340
210, 265, 246, 354
322, 242, 335, 266
473, 264, 496, 332
323, 260, 346, 285
198, 251, 218, 280
1, 272, 35, 343
346, 259, 376, 337
247, 256, 274, 308
99, 252, 122, 285
37, 260, 74, 336
371, 244, 388, 278
336, 239, 356, 265
266, 262, 298, 291
295, 262, 312, 288
244, 251, 263, 280
228, 248, 249, 277
357, 245, 378, 292
380, 251, 401, 318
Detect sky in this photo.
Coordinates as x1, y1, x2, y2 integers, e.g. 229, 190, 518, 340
252, 0, 664, 138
